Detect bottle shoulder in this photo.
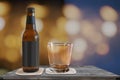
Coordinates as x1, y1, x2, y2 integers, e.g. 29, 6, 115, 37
22, 30, 39, 41
23, 30, 38, 35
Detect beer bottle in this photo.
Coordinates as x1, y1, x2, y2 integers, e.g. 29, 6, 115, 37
22, 7, 39, 72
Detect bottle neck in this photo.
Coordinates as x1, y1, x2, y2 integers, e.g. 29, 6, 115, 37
26, 12, 36, 30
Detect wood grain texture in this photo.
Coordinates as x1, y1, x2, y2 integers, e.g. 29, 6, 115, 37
1, 66, 119, 80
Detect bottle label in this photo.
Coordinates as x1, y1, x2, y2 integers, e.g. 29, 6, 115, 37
22, 40, 39, 67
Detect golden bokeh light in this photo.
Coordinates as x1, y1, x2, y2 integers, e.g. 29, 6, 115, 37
65, 20, 80, 35
72, 52, 84, 61
96, 43, 109, 55
90, 33, 103, 44
55, 17, 67, 40
102, 21, 117, 37
4, 35, 21, 48
56, 17, 66, 30
50, 29, 68, 41
81, 20, 104, 44
81, 20, 96, 38
5, 50, 20, 63
73, 38, 88, 53
0, 17, 6, 31
0, 2, 10, 16
63, 4, 82, 19
21, 15, 26, 28
28, 3, 48, 18
49, 22, 68, 42
100, 6, 118, 21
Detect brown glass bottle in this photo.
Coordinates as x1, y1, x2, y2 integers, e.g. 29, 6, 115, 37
22, 7, 39, 72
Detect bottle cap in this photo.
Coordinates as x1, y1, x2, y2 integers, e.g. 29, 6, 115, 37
27, 7, 35, 13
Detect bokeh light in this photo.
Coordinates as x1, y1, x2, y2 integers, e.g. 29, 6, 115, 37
96, 43, 109, 55
81, 20, 96, 38
0, 17, 5, 31
90, 33, 103, 44
63, 4, 82, 19
28, 3, 48, 18
21, 15, 26, 28
36, 19, 43, 32
5, 50, 20, 63
100, 6, 118, 21
102, 21, 117, 37
56, 17, 66, 30
72, 52, 84, 61
73, 38, 88, 53
0, 2, 10, 16
65, 20, 80, 35
81, 21, 95, 37
4, 35, 20, 48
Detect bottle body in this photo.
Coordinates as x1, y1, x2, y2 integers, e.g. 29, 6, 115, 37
22, 8, 39, 72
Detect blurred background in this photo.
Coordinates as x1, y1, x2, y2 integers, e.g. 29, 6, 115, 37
0, 0, 120, 75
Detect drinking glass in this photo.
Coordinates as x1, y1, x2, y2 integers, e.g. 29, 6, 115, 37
47, 42, 73, 72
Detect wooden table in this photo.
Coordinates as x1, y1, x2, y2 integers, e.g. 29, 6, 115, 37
1, 66, 120, 80
0, 76, 3, 80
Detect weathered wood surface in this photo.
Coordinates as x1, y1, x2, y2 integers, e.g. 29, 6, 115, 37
0, 76, 3, 80
1, 66, 120, 80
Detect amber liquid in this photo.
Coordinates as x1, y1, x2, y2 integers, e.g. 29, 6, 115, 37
22, 67, 39, 72
47, 43, 72, 72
